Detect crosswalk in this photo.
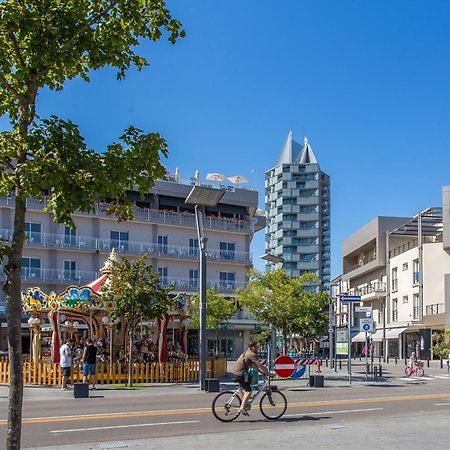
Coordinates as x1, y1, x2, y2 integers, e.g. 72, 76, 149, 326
398, 374, 449, 381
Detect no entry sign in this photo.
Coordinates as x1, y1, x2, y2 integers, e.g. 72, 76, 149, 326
274, 355, 295, 378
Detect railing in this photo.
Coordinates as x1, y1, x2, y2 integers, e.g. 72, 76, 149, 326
353, 282, 387, 296
0, 357, 227, 385
426, 303, 445, 316
0, 196, 252, 233
0, 228, 252, 263
348, 253, 377, 272
389, 239, 418, 258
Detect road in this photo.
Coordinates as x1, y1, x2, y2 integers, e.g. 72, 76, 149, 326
1, 374, 450, 449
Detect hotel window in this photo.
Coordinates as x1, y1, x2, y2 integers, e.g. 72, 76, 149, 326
189, 238, 199, 257
64, 226, 76, 246
391, 267, 398, 292
21, 257, 41, 279
219, 272, 235, 290
189, 269, 199, 288
25, 222, 41, 243
220, 242, 235, 260
157, 235, 168, 254
110, 231, 129, 251
413, 293, 420, 319
392, 298, 398, 322
63, 260, 76, 280
158, 267, 168, 285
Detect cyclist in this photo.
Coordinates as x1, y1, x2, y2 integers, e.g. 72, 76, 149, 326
408, 351, 418, 368
231, 342, 268, 415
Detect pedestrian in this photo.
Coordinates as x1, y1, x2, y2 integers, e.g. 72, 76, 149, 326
60, 338, 74, 391
81, 338, 97, 390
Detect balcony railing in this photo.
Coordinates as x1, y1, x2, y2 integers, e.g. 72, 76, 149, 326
349, 282, 387, 297
389, 239, 418, 258
1, 268, 246, 293
426, 303, 445, 316
0, 196, 253, 233
347, 253, 377, 272
0, 228, 252, 263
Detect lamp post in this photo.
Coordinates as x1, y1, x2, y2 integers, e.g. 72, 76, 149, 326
186, 185, 225, 390
102, 316, 120, 374
260, 253, 285, 371
328, 283, 340, 371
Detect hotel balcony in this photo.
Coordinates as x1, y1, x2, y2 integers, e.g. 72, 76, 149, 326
0, 229, 252, 264
0, 196, 253, 234
349, 282, 387, 302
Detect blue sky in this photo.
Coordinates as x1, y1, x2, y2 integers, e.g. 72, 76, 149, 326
8, 0, 450, 276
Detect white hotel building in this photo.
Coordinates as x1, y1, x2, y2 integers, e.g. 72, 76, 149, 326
0, 173, 265, 358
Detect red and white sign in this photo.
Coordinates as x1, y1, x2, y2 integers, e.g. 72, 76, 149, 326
274, 355, 295, 378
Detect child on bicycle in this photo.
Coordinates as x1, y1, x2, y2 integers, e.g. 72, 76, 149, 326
231, 342, 269, 415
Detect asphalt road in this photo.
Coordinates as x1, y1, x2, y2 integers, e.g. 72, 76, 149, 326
1, 374, 450, 449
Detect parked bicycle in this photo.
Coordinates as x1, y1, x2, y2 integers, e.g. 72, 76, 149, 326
405, 362, 424, 377
212, 376, 287, 422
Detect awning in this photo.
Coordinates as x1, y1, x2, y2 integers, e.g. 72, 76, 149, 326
352, 332, 367, 342
386, 327, 407, 339
85, 273, 109, 294
371, 329, 383, 342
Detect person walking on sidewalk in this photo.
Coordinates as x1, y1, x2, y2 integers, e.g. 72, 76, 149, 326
81, 338, 97, 390
231, 342, 268, 415
60, 338, 74, 391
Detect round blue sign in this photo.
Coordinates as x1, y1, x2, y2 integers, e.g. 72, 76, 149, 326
362, 323, 370, 331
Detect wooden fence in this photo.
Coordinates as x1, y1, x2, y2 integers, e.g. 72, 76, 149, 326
0, 357, 227, 385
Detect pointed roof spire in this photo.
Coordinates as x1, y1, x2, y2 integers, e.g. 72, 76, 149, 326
298, 136, 318, 164
276, 131, 303, 165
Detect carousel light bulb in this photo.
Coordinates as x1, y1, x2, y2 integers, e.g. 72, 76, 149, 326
60, 314, 66, 322
73, 321, 79, 328
27, 317, 34, 326
102, 316, 109, 324
64, 320, 70, 326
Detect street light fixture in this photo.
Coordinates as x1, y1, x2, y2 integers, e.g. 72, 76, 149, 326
186, 185, 225, 390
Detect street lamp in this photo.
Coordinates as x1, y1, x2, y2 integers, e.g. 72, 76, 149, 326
260, 253, 285, 369
186, 185, 225, 390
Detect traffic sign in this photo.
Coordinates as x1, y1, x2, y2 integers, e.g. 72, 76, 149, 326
274, 355, 295, 378
360, 318, 373, 333
355, 306, 372, 313
340, 295, 361, 302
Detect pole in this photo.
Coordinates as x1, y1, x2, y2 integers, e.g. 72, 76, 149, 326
365, 332, 368, 381
109, 325, 113, 375
348, 303, 352, 384
271, 326, 277, 373
328, 294, 333, 369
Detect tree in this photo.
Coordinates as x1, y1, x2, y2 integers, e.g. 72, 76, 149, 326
432, 328, 450, 359
0, 2, 184, 448
236, 269, 331, 353
191, 289, 237, 356
101, 255, 173, 387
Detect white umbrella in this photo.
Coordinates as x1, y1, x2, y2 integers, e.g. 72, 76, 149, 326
175, 167, 180, 181
206, 173, 225, 182
227, 175, 248, 186
194, 170, 200, 185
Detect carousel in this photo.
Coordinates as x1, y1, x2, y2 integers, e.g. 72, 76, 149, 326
22, 250, 192, 365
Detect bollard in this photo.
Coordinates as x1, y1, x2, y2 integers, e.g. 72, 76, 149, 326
395, 357, 397, 364
325, 359, 328, 368
440, 358, 443, 369
405, 358, 407, 365
373, 366, 378, 381
427, 359, 430, 368
339, 359, 342, 370
386, 355, 389, 364
379, 365, 382, 377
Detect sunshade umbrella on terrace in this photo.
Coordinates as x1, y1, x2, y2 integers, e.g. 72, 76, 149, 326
206, 173, 225, 182
227, 175, 248, 186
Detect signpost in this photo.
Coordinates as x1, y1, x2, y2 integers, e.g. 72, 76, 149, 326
360, 318, 373, 381
274, 355, 295, 378
340, 295, 361, 384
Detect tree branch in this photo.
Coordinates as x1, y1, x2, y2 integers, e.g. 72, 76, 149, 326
0, 73, 18, 96
8, 31, 26, 70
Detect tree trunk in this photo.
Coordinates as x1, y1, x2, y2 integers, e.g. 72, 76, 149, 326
4, 194, 27, 450
283, 326, 288, 354
128, 323, 134, 387
215, 327, 219, 357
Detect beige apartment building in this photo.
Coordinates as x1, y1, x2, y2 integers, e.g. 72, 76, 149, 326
338, 187, 450, 360
0, 174, 265, 358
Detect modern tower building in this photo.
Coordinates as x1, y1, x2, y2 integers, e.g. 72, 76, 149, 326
265, 133, 330, 288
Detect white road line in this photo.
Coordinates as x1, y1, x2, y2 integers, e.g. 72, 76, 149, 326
435, 403, 450, 406
434, 376, 450, 379
284, 407, 383, 417
22, 407, 210, 422
51, 420, 200, 434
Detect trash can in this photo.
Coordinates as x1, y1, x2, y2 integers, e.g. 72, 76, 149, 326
205, 378, 220, 392
313, 375, 324, 388
74, 382, 89, 398
309, 375, 315, 387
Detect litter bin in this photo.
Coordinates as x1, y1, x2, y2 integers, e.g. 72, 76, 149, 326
313, 375, 324, 388
73, 382, 89, 398
205, 378, 220, 392
309, 375, 315, 387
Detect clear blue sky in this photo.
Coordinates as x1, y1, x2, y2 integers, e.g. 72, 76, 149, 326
13, 0, 450, 276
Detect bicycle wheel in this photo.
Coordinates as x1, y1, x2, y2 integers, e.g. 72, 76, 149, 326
212, 391, 242, 422
404, 367, 411, 377
417, 367, 424, 377
259, 390, 287, 420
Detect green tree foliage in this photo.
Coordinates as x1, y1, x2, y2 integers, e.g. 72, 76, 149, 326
236, 269, 331, 352
191, 289, 237, 356
101, 255, 173, 386
0, 2, 184, 448
432, 328, 450, 359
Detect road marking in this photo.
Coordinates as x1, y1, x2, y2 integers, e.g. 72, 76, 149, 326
50, 420, 200, 434
435, 403, 450, 406
1, 393, 449, 426
284, 407, 383, 417
434, 376, 450, 379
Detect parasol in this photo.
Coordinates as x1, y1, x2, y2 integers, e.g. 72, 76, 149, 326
227, 175, 248, 186
206, 173, 225, 182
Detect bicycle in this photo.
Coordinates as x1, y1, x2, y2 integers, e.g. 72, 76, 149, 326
404, 362, 424, 377
212, 376, 287, 422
